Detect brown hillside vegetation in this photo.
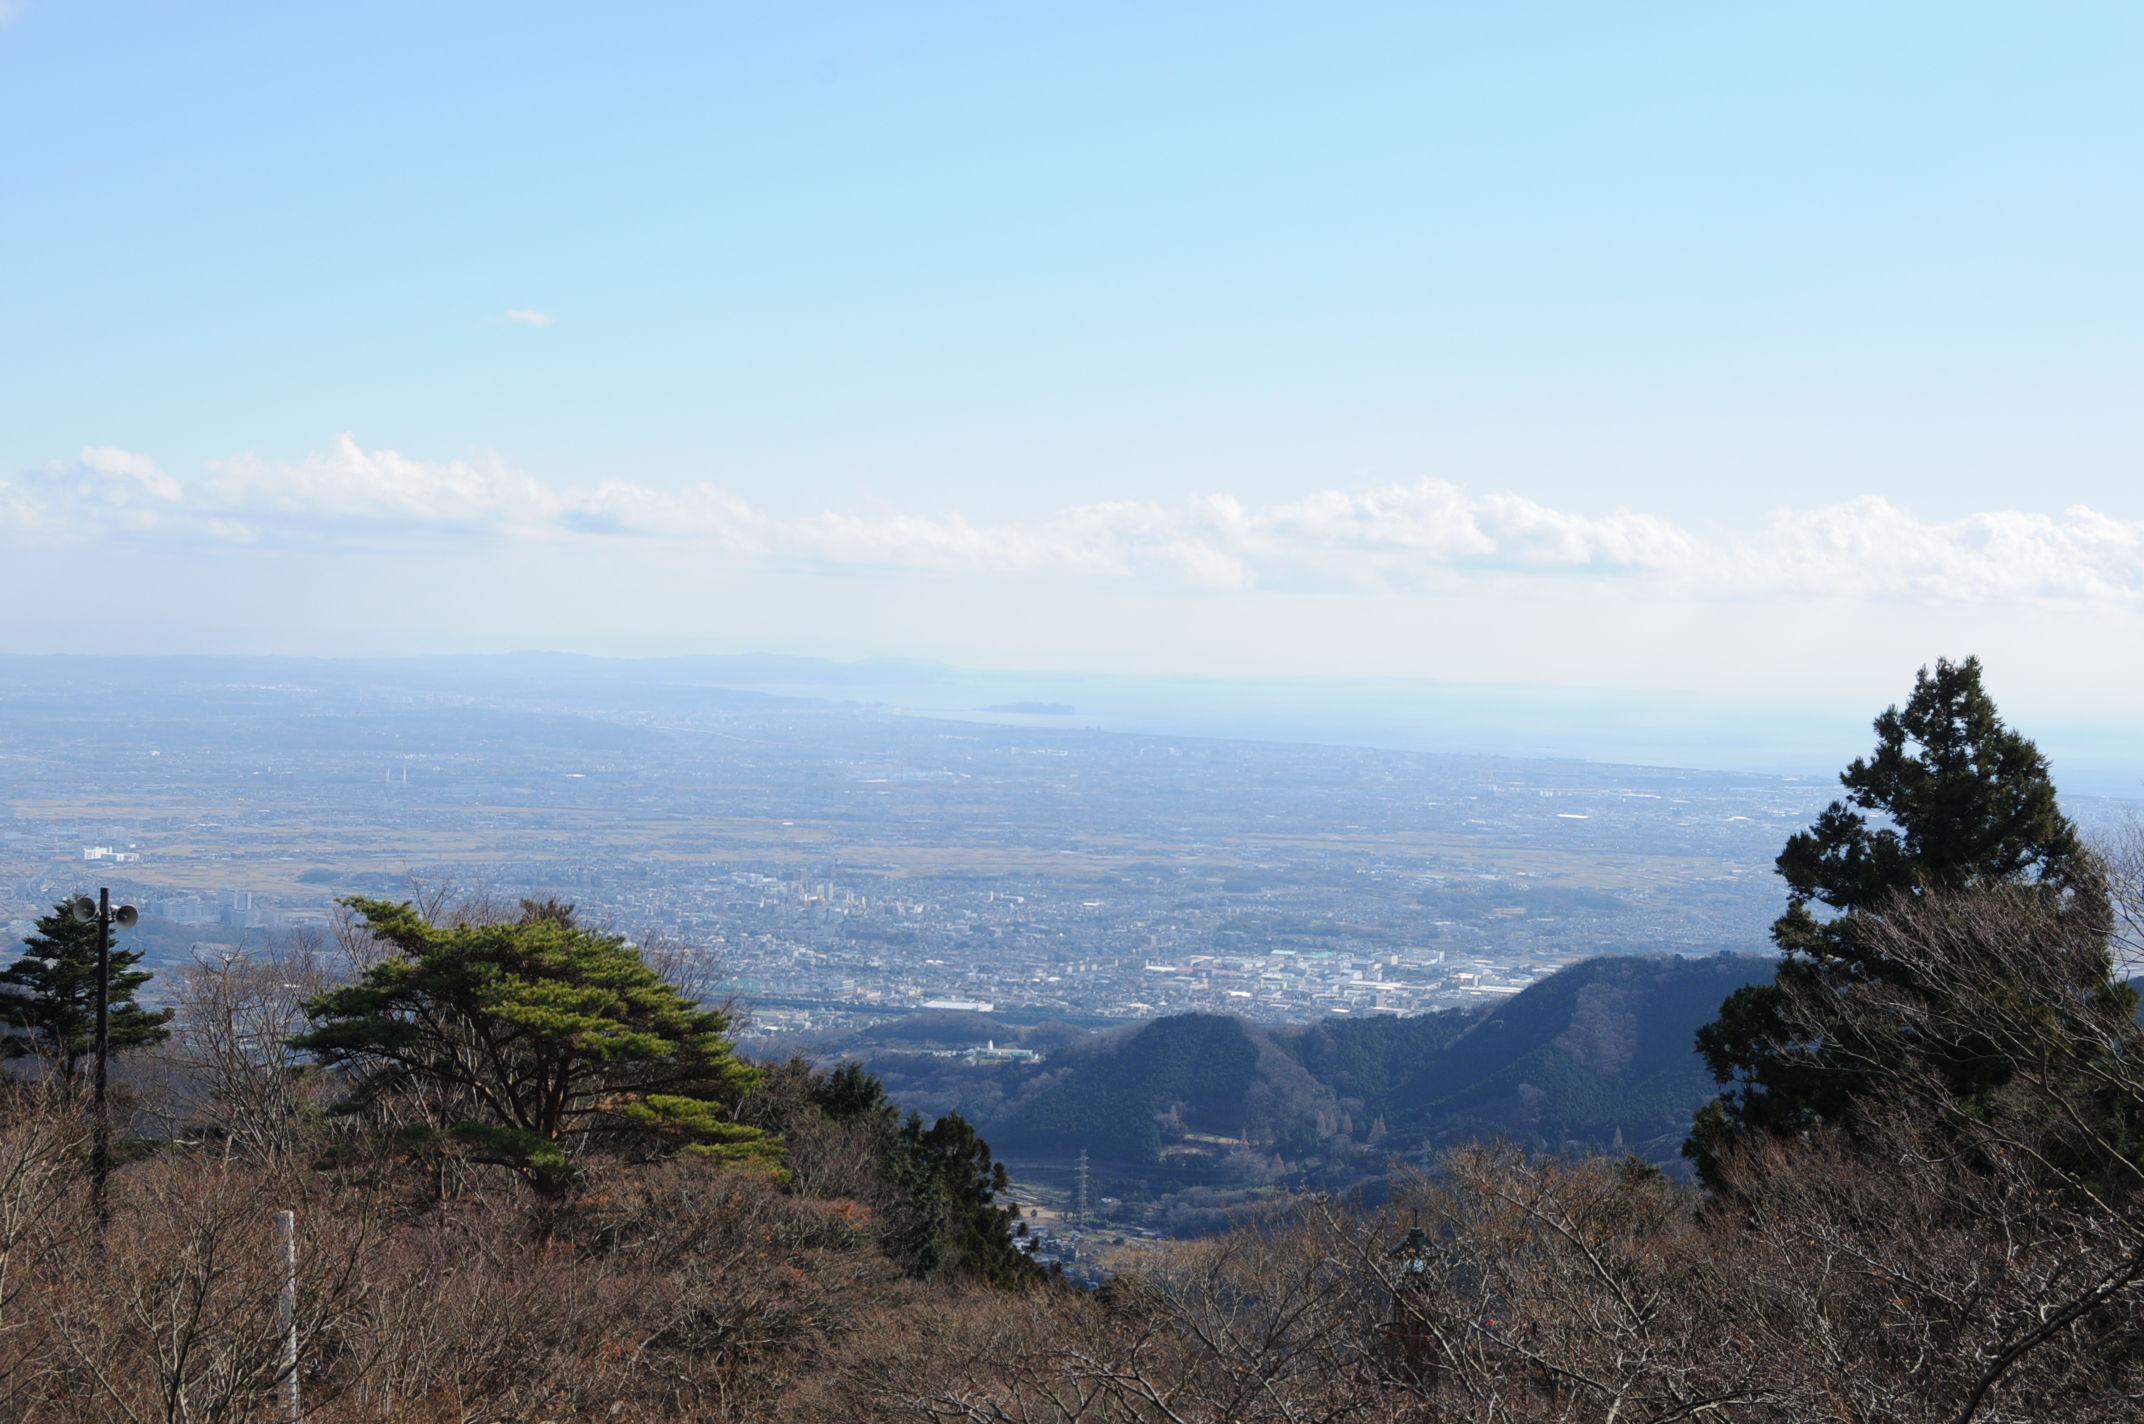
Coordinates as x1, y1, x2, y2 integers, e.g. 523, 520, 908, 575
3, 872, 2143, 1421
2, 1073, 2141, 1423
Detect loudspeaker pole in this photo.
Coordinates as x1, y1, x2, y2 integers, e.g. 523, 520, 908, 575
72, 888, 137, 1230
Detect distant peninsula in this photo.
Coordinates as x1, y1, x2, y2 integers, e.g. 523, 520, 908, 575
984, 701, 1075, 715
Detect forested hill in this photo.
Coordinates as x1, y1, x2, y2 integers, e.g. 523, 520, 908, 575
1297, 952, 1782, 1155
851, 952, 1779, 1180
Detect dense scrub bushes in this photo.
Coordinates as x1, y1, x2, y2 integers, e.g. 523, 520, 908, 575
0, 1079, 1044, 1422
7, 1035, 2141, 1423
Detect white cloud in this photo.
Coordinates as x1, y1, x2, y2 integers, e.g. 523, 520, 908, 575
6, 437, 2143, 611
80, 446, 184, 503
504, 309, 553, 327
0, 447, 186, 537
203, 434, 571, 539
1743, 497, 2144, 602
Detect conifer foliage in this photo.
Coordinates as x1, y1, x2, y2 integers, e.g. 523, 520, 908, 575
889, 1109, 1044, 1286
745, 1055, 1044, 1286
0, 898, 172, 1078
1687, 656, 2119, 1181
293, 896, 779, 1190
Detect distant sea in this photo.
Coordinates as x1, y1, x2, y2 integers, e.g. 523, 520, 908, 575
3, 651, 2138, 801
446, 652, 2142, 802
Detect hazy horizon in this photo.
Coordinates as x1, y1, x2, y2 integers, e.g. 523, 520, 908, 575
6, 649, 2139, 800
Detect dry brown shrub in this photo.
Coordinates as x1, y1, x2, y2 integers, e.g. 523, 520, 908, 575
6, 1147, 375, 1424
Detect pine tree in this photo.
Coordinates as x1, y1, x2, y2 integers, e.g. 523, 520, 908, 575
0, 898, 173, 1079
293, 896, 780, 1192
1686, 657, 2113, 1184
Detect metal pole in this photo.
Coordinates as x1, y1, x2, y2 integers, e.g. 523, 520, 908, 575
93, 887, 111, 1226
275, 1209, 299, 1422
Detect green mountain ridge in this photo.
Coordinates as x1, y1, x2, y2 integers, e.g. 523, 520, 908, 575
844, 952, 1778, 1185
1366, 952, 1784, 1153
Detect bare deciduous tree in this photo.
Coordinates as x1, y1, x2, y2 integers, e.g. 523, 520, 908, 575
2098, 814, 2144, 977
34, 1156, 376, 1424
0, 1079, 91, 1417
158, 930, 344, 1163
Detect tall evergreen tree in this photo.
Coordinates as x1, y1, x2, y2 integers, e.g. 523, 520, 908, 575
889, 1110, 1044, 1285
1687, 657, 2114, 1183
0, 898, 172, 1079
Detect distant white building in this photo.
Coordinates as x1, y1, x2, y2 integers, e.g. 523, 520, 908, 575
218, 887, 273, 929
154, 897, 216, 925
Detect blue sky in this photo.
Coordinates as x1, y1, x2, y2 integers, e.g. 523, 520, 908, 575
4, 4, 2143, 772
